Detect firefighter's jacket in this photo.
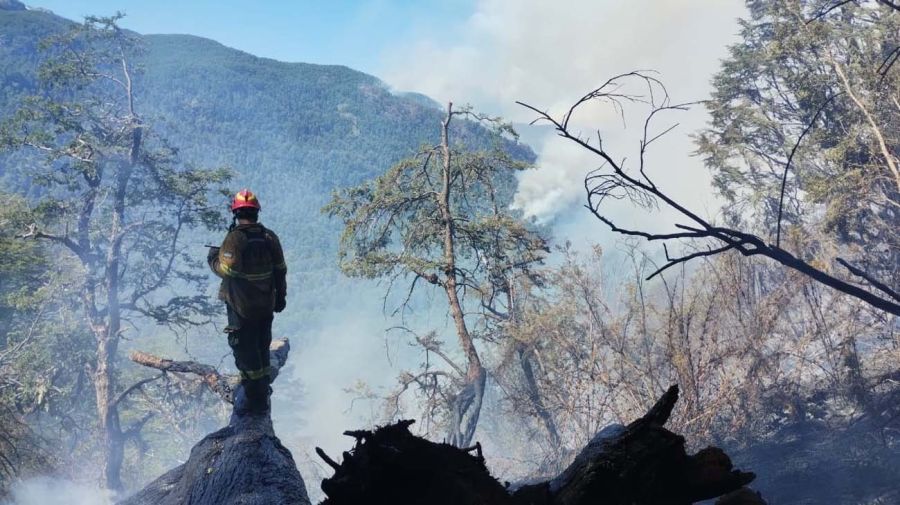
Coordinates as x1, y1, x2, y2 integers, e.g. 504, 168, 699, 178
208, 223, 287, 319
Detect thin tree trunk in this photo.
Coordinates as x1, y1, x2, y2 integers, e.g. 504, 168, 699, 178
516, 344, 561, 447
840, 336, 869, 407
95, 332, 124, 491
506, 281, 560, 448
98, 108, 140, 489
438, 102, 486, 447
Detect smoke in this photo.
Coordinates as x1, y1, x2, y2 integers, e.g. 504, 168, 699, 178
509, 135, 598, 223
3, 477, 112, 505
380, 0, 747, 223
269, 6, 754, 490
271, 283, 445, 501
274, 301, 399, 453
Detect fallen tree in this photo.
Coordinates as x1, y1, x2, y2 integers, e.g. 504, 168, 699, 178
122, 341, 762, 505
119, 339, 311, 505
318, 385, 766, 505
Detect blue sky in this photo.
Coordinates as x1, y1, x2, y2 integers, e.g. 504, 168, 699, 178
32, 0, 474, 74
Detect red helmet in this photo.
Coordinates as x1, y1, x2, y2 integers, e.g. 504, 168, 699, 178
231, 189, 261, 212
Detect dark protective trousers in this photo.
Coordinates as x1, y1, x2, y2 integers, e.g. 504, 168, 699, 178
226, 305, 273, 411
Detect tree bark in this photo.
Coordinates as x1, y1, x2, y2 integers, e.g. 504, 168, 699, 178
95, 332, 124, 492
517, 343, 561, 448
97, 141, 137, 491
438, 102, 487, 448
128, 338, 291, 405
508, 279, 561, 448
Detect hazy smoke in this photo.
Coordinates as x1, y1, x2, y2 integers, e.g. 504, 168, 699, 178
272, 285, 444, 501
3, 477, 112, 505
381, 0, 746, 222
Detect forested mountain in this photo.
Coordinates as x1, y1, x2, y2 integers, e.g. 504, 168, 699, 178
0, 4, 532, 327
0, 4, 534, 494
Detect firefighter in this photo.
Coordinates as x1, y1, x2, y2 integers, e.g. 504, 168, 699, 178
208, 189, 287, 414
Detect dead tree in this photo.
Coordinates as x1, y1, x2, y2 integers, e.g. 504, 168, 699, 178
317, 385, 765, 505
119, 339, 310, 505
517, 72, 900, 317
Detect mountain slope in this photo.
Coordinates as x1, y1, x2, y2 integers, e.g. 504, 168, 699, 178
0, 5, 534, 330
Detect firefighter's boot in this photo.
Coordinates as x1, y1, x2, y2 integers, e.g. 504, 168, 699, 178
244, 378, 270, 414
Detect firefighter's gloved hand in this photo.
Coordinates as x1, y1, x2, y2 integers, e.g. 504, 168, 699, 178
274, 297, 286, 313
206, 246, 220, 262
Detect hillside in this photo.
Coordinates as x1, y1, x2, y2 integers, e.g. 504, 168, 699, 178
0, 4, 534, 330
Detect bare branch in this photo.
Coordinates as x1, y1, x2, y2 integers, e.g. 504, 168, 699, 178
19, 223, 87, 262
129, 351, 234, 403
315, 447, 341, 471
836, 257, 900, 302
128, 339, 291, 405
519, 72, 900, 317
646, 243, 743, 281
878, 0, 900, 12
776, 93, 838, 247
111, 373, 164, 409
806, 0, 854, 24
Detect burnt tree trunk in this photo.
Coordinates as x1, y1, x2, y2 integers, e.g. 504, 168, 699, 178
516, 343, 561, 448
95, 327, 125, 492
120, 339, 310, 505
513, 385, 757, 505
120, 415, 309, 505
319, 385, 764, 505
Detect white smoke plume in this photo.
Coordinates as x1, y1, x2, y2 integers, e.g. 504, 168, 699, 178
380, 0, 747, 222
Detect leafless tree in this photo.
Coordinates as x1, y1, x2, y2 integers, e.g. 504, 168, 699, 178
517, 72, 900, 317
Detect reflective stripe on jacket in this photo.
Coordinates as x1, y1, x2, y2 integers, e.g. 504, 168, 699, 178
208, 223, 287, 318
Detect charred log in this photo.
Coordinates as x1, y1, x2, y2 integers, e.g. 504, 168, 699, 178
120, 415, 309, 505
319, 419, 512, 505
518, 384, 757, 505
319, 385, 764, 505
126, 342, 759, 505
119, 339, 310, 505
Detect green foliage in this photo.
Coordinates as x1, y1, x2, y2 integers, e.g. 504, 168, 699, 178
695, 0, 899, 281
324, 110, 543, 309
0, 6, 534, 487
0, 194, 95, 490
133, 37, 533, 326
2, 14, 233, 327
325, 107, 546, 444
0, 13, 238, 490
0, 8, 533, 332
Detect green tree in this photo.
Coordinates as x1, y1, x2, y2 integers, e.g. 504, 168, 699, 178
0, 15, 230, 491
325, 103, 546, 447
688, 0, 900, 400
0, 194, 55, 493
695, 0, 899, 307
